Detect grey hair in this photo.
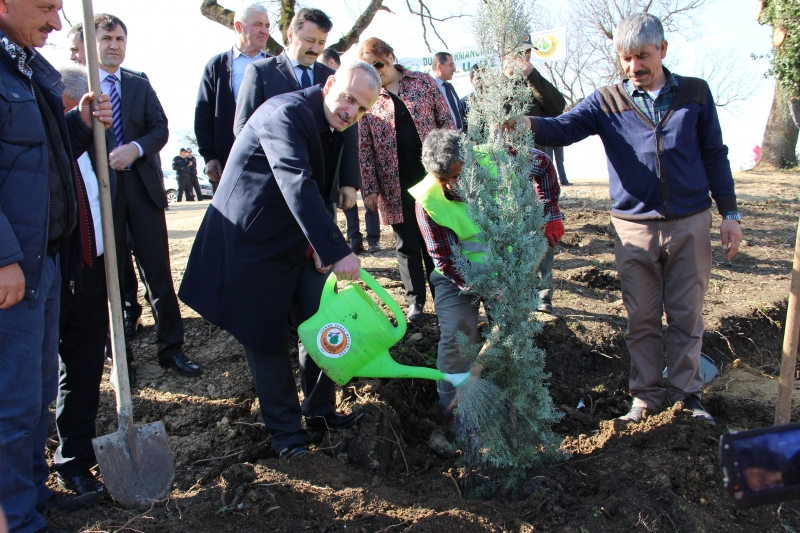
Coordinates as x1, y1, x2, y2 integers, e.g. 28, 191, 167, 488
613, 13, 665, 55
234, 3, 269, 25
337, 60, 382, 93
421, 129, 461, 178
60, 66, 88, 102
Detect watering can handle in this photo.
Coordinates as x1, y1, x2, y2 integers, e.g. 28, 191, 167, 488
358, 269, 407, 337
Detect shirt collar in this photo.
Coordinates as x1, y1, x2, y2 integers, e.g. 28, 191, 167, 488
288, 56, 311, 71
0, 33, 36, 81
623, 67, 678, 98
232, 46, 268, 60
99, 68, 121, 83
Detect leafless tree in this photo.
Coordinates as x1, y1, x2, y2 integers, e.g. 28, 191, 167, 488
534, 0, 756, 111
199, 0, 466, 56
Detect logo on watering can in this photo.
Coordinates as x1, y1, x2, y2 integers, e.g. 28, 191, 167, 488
317, 323, 351, 358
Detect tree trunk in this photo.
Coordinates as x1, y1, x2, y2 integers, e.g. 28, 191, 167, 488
755, 84, 800, 170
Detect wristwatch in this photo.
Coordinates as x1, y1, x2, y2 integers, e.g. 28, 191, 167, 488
721, 211, 741, 222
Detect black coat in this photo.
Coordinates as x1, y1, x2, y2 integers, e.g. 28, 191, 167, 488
179, 86, 351, 354
233, 51, 359, 194
194, 49, 260, 170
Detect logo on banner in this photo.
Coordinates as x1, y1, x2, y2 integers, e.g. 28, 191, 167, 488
534, 34, 559, 59
317, 323, 351, 358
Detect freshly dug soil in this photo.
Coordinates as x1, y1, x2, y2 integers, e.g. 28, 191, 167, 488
45, 171, 800, 533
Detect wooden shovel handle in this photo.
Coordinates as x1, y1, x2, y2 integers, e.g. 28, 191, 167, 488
775, 214, 800, 425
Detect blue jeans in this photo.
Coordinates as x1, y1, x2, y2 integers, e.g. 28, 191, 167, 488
0, 255, 60, 533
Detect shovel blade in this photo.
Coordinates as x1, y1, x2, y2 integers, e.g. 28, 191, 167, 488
92, 421, 174, 508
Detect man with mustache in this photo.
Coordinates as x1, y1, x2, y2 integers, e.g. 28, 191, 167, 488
519, 13, 741, 426
0, 1, 114, 531
180, 62, 381, 459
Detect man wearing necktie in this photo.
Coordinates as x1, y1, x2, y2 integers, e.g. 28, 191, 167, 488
54, 66, 111, 501
431, 52, 466, 132
94, 13, 202, 378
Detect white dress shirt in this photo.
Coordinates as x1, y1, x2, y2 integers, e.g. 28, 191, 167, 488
100, 68, 144, 157
433, 76, 460, 127
288, 56, 314, 87
231, 46, 269, 102
77, 152, 104, 257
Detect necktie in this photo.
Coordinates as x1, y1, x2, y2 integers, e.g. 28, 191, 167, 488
298, 65, 312, 89
73, 161, 96, 268
442, 82, 463, 130
105, 74, 125, 147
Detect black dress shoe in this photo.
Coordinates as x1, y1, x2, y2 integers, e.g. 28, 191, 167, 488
57, 472, 107, 497
37, 491, 103, 513
350, 241, 365, 255
305, 411, 364, 433
278, 444, 309, 460
537, 299, 553, 314
407, 304, 423, 323
124, 315, 143, 339
158, 351, 202, 377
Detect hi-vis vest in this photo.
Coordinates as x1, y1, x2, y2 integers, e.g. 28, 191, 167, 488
408, 174, 486, 266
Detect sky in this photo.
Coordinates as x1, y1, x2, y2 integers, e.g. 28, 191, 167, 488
42, 0, 776, 180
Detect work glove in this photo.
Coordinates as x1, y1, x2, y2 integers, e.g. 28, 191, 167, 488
545, 220, 564, 246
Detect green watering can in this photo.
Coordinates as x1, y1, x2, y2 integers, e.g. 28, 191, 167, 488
298, 269, 470, 387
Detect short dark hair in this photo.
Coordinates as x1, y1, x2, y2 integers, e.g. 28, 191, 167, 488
289, 8, 333, 34
68, 22, 83, 42
322, 48, 341, 66
95, 13, 128, 37
434, 52, 452, 65
469, 62, 482, 82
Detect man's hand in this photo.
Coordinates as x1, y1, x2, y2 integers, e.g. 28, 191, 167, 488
109, 144, 140, 170
78, 92, 112, 129
312, 251, 331, 275
332, 253, 361, 281
501, 115, 532, 133
205, 159, 223, 181
188, 160, 193, 166
363, 192, 379, 212
720, 219, 742, 260
545, 220, 564, 245
338, 186, 357, 210
0, 263, 25, 309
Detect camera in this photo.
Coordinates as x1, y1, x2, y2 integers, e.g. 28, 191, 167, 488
720, 421, 800, 508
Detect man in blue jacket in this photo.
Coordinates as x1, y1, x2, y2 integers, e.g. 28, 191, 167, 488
522, 13, 741, 425
0, 1, 112, 532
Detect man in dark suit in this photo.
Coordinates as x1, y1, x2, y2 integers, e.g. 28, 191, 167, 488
234, 8, 358, 209
194, 3, 271, 193
95, 13, 201, 377
172, 148, 193, 201
179, 62, 381, 458
430, 52, 466, 132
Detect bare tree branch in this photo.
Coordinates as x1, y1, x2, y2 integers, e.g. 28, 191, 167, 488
327, 0, 386, 53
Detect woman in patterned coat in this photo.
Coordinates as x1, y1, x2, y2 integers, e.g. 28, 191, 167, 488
358, 37, 456, 323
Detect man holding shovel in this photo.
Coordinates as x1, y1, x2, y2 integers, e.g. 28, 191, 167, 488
180, 62, 380, 459
0, 1, 113, 532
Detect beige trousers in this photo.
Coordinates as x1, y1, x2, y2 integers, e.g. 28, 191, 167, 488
611, 210, 712, 409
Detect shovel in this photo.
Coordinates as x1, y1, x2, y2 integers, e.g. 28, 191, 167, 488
81, 0, 174, 508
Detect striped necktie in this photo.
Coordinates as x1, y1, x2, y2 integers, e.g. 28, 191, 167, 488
105, 74, 125, 147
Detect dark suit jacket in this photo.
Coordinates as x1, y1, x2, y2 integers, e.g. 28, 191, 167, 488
233, 51, 358, 194
179, 86, 351, 354
105, 69, 169, 209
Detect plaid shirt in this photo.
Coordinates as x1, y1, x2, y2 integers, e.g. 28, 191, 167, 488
416, 148, 563, 289
623, 68, 679, 125
0, 36, 35, 88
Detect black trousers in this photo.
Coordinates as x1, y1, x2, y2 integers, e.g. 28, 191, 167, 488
344, 201, 380, 247
190, 174, 203, 200
177, 174, 195, 201
245, 259, 335, 453
391, 191, 435, 308
115, 169, 184, 359
55, 259, 107, 478
123, 227, 144, 320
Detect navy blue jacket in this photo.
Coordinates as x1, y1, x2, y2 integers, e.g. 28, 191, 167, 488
0, 33, 92, 299
533, 75, 737, 220
179, 86, 351, 354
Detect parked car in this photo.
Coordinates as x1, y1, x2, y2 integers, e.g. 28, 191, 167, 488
162, 169, 213, 204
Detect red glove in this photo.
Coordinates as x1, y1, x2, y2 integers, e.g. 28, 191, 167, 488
545, 220, 564, 246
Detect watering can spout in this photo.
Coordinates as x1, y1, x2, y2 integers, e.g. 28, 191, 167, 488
357, 351, 446, 382
443, 372, 471, 388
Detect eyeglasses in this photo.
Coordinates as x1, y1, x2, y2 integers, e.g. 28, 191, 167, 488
372, 60, 386, 70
